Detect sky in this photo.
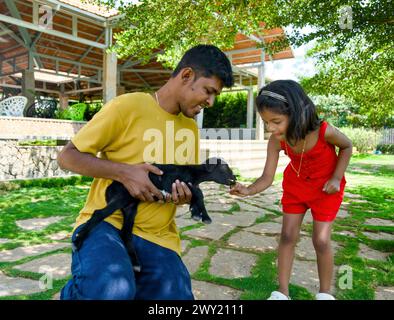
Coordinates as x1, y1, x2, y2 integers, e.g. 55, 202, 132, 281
264, 42, 318, 81
264, 27, 318, 81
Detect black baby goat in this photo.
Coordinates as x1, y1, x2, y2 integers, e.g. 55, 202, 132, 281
72, 157, 236, 272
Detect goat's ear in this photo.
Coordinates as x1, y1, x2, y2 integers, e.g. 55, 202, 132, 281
203, 157, 222, 165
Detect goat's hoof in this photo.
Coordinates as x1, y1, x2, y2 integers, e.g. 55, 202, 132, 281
191, 215, 201, 221
202, 219, 212, 224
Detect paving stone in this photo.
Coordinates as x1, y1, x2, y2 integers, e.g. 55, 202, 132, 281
176, 216, 199, 228
363, 218, 394, 227
341, 201, 351, 209
228, 231, 277, 252
358, 244, 389, 261
52, 291, 61, 300
46, 231, 71, 241
192, 280, 241, 300
0, 243, 70, 263
344, 193, 362, 199
176, 205, 190, 217
205, 202, 235, 212
181, 240, 190, 254
237, 201, 262, 212
334, 230, 356, 238
336, 209, 350, 219
213, 212, 263, 228
200, 182, 222, 190
290, 260, 337, 295
182, 246, 209, 274
0, 238, 10, 244
15, 216, 64, 231
209, 249, 257, 279
295, 237, 340, 261
362, 231, 394, 241
351, 199, 369, 204
303, 212, 314, 224
244, 222, 282, 235
375, 286, 394, 300
0, 271, 45, 297
13, 253, 71, 279
183, 223, 234, 241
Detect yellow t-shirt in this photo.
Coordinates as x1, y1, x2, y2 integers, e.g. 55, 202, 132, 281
71, 92, 200, 255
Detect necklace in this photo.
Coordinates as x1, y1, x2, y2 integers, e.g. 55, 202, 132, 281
285, 138, 307, 178
155, 92, 160, 105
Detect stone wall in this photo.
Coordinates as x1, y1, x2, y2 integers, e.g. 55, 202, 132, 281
0, 140, 73, 181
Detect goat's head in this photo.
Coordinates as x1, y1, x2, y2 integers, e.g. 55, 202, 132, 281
202, 157, 237, 186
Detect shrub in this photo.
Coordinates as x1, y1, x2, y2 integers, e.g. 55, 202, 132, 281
203, 91, 253, 128
55, 103, 88, 121
85, 102, 103, 121
0, 176, 93, 190
340, 127, 382, 154
311, 95, 361, 128
376, 144, 394, 155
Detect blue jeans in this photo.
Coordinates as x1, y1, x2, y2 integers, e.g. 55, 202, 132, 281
60, 221, 194, 300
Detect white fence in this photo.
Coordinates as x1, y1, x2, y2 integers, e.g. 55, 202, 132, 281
380, 128, 394, 145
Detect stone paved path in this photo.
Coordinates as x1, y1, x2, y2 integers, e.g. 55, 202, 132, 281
1, 182, 392, 300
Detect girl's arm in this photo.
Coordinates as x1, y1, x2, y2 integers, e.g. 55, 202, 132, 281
230, 135, 281, 196
323, 124, 353, 194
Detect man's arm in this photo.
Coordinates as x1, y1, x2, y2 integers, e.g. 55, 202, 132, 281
57, 142, 164, 202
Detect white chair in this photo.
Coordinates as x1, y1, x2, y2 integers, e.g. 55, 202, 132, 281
0, 96, 28, 117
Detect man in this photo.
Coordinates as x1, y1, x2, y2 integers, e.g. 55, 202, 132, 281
58, 44, 234, 300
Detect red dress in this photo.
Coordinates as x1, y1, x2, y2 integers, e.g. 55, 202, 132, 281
280, 121, 346, 221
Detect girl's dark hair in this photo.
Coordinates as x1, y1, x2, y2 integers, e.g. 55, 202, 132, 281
256, 80, 321, 144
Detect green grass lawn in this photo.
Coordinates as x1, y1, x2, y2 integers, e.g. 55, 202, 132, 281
0, 155, 393, 300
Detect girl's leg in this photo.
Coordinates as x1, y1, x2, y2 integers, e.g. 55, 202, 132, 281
277, 213, 305, 296
312, 220, 334, 294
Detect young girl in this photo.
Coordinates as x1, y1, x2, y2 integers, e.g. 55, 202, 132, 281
230, 80, 352, 300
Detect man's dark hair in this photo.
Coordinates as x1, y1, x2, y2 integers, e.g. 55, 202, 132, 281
172, 44, 234, 88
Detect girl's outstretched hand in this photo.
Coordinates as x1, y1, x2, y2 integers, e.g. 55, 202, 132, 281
229, 182, 251, 197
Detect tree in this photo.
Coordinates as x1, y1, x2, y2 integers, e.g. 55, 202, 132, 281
86, 1, 393, 128
88, 0, 392, 67
87, 0, 288, 66
301, 35, 393, 129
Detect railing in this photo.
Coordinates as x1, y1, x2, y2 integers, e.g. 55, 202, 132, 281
380, 128, 394, 145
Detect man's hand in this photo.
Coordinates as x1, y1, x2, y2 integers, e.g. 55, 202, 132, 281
117, 163, 164, 202
170, 180, 192, 205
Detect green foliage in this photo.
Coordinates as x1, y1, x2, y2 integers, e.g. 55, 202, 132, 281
301, 37, 394, 129
203, 91, 252, 128
0, 176, 93, 191
84, 102, 103, 121
17, 140, 57, 146
55, 103, 88, 121
84, 1, 392, 130
340, 127, 382, 154
311, 95, 361, 128
87, 0, 288, 67
377, 144, 394, 155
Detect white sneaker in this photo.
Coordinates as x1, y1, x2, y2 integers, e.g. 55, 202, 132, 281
315, 292, 335, 300
267, 291, 291, 300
